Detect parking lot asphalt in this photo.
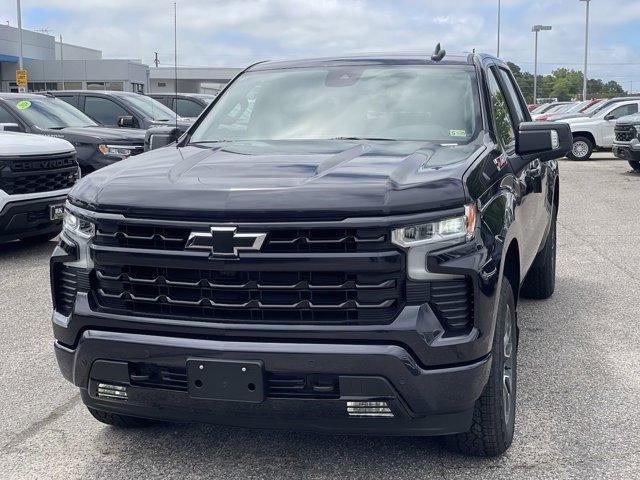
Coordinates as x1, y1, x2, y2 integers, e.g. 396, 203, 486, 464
1, 153, 639, 480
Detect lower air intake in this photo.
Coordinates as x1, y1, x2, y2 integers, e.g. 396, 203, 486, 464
346, 401, 394, 417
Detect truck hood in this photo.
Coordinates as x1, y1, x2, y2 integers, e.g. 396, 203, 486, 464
0, 131, 74, 157
58, 126, 146, 144
562, 116, 601, 126
615, 114, 640, 126
70, 139, 482, 221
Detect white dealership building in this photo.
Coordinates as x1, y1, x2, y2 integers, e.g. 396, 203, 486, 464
0, 24, 241, 94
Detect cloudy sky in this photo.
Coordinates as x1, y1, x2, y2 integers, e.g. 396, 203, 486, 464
2, 0, 639, 90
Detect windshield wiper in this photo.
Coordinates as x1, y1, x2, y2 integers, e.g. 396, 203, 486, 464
188, 140, 232, 145
330, 136, 395, 141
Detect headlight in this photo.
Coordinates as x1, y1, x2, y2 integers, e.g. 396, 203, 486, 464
98, 144, 133, 157
634, 125, 640, 135
392, 204, 476, 248
393, 204, 477, 281
62, 207, 95, 269
63, 210, 95, 239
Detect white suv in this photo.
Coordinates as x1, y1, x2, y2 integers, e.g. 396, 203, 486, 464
0, 131, 79, 243
562, 100, 640, 160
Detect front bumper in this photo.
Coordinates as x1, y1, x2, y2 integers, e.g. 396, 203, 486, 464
613, 142, 640, 161
55, 330, 490, 435
0, 193, 67, 242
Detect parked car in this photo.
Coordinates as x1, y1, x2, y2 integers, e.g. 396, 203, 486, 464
0, 93, 146, 174
48, 90, 194, 132
535, 100, 590, 122
562, 99, 640, 160
612, 114, 640, 172
147, 93, 217, 120
530, 101, 572, 121
539, 99, 600, 122
0, 130, 79, 243
547, 97, 640, 123
50, 51, 571, 457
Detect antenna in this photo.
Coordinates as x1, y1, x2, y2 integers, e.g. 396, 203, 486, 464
431, 43, 446, 62
173, 2, 178, 136
153, 51, 160, 67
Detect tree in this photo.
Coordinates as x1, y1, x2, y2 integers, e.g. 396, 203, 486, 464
506, 62, 627, 102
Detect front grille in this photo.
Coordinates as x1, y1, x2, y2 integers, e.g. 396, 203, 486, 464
95, 224, 390, 253
0, 152, 78, 195
93, 264, 403, 324
615, 125, 637, 142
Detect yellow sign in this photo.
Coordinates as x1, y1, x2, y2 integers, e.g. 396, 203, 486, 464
16, 69, 28, 86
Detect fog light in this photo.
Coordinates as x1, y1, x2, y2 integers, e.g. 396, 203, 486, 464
97, 383, 128, 401
346, 401, 394, 417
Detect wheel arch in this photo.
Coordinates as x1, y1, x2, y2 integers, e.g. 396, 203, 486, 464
572, 131, 596, 146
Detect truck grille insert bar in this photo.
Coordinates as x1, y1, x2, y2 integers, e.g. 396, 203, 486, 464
95, 225, 391, 253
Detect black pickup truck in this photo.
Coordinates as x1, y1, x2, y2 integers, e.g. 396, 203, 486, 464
0, 93, 146, 174
612, 114, 640, 172
50, 51, 571, 457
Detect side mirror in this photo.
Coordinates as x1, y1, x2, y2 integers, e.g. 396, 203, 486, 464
516, 122, 572, 162
144, 126, 182, 151
604, 114, 615, 121
117, 115, 136, 128
0, 123, 23, 132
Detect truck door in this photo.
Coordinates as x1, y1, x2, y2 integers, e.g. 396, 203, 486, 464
486, 65, 547, 273
601, 102, 639, 147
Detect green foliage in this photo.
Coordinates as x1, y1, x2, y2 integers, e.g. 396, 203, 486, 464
505, 61, 627, 103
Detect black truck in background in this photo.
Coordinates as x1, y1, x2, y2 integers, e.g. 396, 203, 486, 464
49, 90, 194, 132
147, 93, 217, 120
51, 51, 571, 457
0, 93, 146, 175
612, 114, 640, 173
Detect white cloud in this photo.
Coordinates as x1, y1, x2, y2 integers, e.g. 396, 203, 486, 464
0, 0, 638, 88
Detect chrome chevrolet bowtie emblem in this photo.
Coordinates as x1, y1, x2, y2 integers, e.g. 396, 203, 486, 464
186, 227, 266, 257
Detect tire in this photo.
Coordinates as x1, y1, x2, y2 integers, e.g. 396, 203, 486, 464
629, 161, 640, 173
567, 136, 593, 160
444, 280, 517, 457
20, 230, 60, 244
87, 407, 157, 428
520, 213, 556, 299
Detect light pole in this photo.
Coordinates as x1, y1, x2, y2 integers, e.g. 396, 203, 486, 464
16, 0, 23, 70
580, 0, 591, 100
532, 24, 552, 104
497, 0, 501, 57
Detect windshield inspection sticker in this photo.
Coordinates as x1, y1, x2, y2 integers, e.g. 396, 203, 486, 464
16, 100, 31, 110
449, 129, 467, 137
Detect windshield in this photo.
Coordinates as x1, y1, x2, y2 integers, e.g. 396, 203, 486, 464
565, 101, 587, 113
531, 103, 552, 114
6, 97, 97, 129
190, 65, 481, 143
585, 101, 610, 116
121, 94, 177, 121
193, 94, 217, 104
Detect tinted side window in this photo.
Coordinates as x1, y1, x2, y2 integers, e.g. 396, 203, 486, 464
174, 98, 204, 118
498, 68, 526, 124
56, 95, 77, 107
609, 103, 639, 119
0, 105, 17, 124
84, 96, 130, 126
486, 69, 516, 153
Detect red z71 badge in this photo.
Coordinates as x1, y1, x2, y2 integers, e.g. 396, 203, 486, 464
493, 154, 507, 171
